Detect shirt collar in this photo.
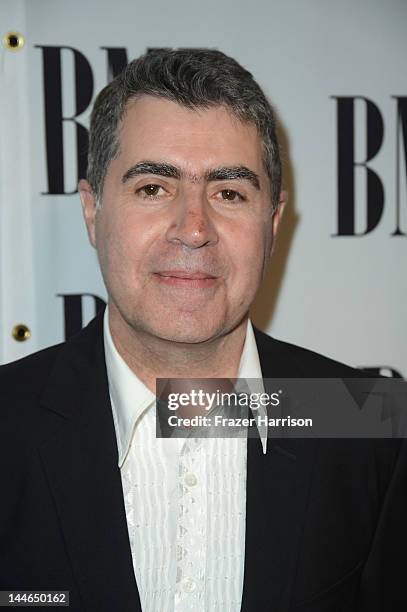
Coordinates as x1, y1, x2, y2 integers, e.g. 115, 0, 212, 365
103, 309, 156, 466
236, 319, 268, 454
104, 307, 267, 466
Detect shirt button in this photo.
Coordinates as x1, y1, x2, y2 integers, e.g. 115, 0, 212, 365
184, 473, 198, 487
182, 577, 196, 593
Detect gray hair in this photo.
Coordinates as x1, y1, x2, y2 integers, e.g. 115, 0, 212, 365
87, 48, 282, 210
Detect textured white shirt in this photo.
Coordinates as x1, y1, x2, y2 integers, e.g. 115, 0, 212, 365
103, 308, 267, 612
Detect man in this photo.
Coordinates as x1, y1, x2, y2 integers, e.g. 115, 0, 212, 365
0, 49, 406, 611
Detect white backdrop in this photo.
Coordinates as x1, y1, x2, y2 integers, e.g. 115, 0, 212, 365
1, 0, 406, 375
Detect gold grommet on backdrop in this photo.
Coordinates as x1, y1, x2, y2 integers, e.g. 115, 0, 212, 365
12, 324, 30, 342
2, 31, 25, 51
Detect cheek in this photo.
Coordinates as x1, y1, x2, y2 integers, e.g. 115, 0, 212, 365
99, 213, 150, 264
225, 227, 265, 287
96, 215, 143, 291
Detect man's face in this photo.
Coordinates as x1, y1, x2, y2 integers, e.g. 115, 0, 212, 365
80, 95, 283, 343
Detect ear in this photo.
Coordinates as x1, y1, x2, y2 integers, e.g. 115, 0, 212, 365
78, 179, 97, 248
271, 190, 287, 238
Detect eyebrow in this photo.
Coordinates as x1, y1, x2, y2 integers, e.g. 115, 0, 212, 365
206, 166, 260, 190
121, 161, 261, 190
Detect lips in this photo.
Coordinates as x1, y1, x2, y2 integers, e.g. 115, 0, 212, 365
156, 270, 216, 280
153, 270, 218, 288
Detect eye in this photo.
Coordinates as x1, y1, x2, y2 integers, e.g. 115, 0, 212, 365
136, 184, 165, 198
219, 189, 245, 202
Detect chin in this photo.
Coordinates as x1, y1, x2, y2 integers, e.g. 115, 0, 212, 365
156, 326, 218, 345
144, 316, 223, 345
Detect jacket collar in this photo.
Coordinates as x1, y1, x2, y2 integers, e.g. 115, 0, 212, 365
39, 309, 142, 611
240, 326, 317, 611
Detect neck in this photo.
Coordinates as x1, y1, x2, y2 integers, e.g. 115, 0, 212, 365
107, 304, 248, 393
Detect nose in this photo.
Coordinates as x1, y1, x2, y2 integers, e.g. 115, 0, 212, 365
165, 190, 218, 249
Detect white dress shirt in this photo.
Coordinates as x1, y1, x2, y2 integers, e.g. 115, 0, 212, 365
103, 308, 267, 612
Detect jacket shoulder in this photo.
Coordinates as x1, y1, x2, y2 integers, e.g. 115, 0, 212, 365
0, 342, 66, 406
0, 311, 104, 396
253, 327, 363, 377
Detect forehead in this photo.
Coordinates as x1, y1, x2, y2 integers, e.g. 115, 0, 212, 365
115, 95, 265, 173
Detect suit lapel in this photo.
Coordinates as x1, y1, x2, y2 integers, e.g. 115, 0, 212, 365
240, 329, 317, 612
38, 313, 142, 612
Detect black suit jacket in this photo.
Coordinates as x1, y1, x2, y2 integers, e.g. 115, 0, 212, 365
1, 310, 406, 611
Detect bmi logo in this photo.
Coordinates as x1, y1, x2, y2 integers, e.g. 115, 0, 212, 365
34, 47, 406, 236
332, 97, 406, 236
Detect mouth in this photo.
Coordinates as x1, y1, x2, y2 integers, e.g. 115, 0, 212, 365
153, 270, 218, 289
